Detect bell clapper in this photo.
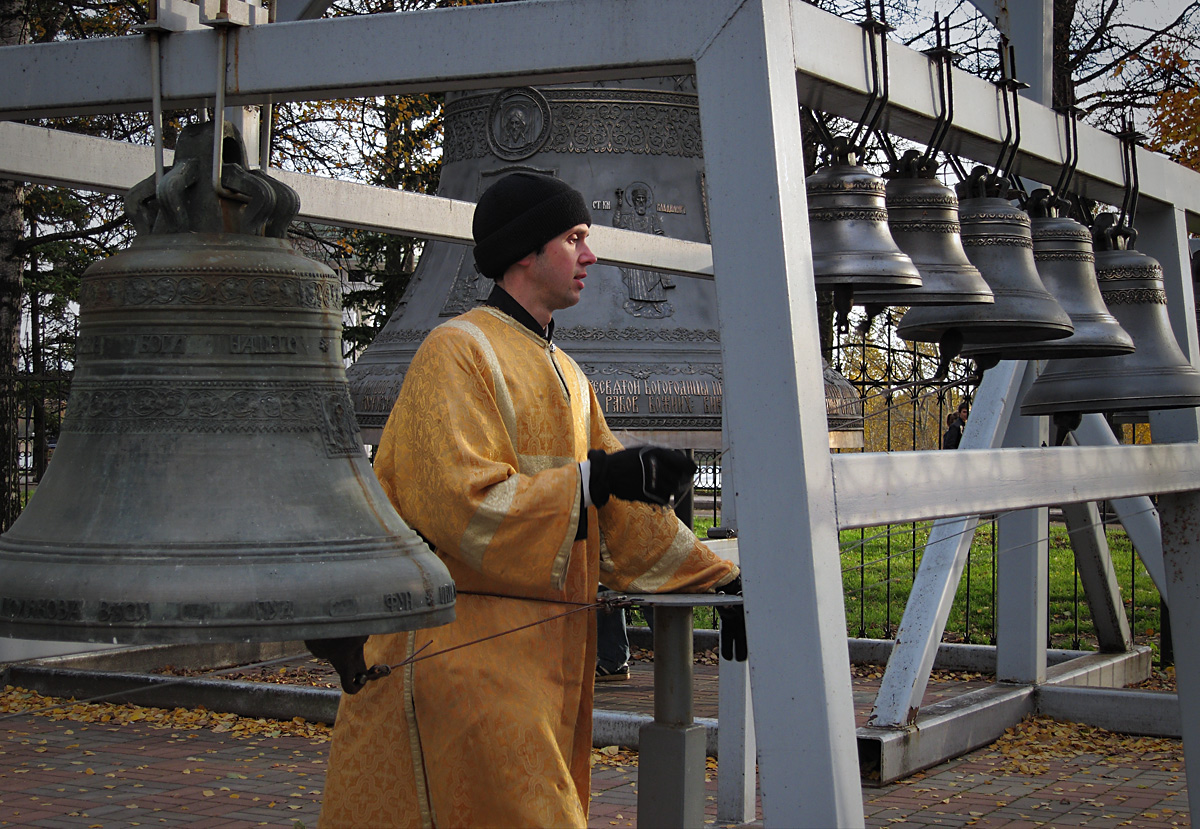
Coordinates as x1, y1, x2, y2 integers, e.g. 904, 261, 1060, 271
933, 329, 964, 381
1051, 412, 1083, 446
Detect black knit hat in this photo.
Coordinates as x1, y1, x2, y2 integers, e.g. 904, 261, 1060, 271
472, 173, 591, 280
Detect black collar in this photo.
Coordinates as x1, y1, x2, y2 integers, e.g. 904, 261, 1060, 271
485, 284, 554, 342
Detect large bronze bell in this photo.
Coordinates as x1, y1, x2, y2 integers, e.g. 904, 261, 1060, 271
349, 79, 865, 450
1021, 214, 1200, 417
806, 137, 922, 323
0, 121, 455, 644
854, 151, 992, 311
898, 168, 1073, 365
961, 189, 1134, 362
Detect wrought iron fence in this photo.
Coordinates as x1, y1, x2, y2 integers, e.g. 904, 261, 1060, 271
1, 368, 72, 534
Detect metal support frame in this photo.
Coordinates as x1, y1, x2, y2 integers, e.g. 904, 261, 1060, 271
695, 4, 864, 824
996, 363, 1049, 685
5, 0, 1200, 823
1060, 499, 1133, 652
867, 361, 1023, 728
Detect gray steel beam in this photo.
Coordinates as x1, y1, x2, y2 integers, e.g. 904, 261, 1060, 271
713, 447, 756, 826
272, 0, 333, 22
1072, 414, 1168, 598
860, 683, 1035, 786
867, 362, 1022, 729
996, 364, 1048, 685
0, 0, 731, 117
697, 1, 863, 824
6, 0, 1200, 220
831, 439, 1200, 529
985, 0, 1053, 106
1157, 491, 1200, 819
1036, 685, 1181, 738
1060, 500, 1133, 652
0, 122, 715, 279
1141, 203, 1200, 448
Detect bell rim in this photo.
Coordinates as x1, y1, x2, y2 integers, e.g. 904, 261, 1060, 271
0, 606, 457, 645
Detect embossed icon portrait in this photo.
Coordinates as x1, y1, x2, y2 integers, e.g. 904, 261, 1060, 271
486, 88, 552, 162
613, 182, 676, 319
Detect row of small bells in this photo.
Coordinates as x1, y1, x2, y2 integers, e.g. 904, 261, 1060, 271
806, 140, 1200, 429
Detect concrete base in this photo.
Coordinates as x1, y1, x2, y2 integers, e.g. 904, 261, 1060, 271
637, 722, 707, 829
857, 647, 1157, 786
2, 638, 1172, 789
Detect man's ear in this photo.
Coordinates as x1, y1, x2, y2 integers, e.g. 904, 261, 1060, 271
513, 250, 537, 268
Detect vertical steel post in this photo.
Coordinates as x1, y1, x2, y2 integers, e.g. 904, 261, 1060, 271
715, 429, 757, 824
996, 362, 1048, 684
638, 605, 704, 829
1158, 490, 1200, 819
696, 1, 863, 824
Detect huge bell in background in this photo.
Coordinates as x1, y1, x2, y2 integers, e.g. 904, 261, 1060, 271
0, 121, 455, 644
806, 137, 922, 327
1021, 213, 1200, 418
898, 168, 1073, 369
854, 150, 993, 314
962, 189, 1134, 363
348, 79, 865, 450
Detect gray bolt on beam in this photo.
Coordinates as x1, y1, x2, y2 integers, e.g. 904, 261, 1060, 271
697, 1, 863, 826
997, 362, 1049, 686
1059, 499, 1133, 653
1159, 490, 1200, 819
867, 361, 1023, 729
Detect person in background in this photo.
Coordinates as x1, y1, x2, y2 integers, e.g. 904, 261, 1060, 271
942, 399, 970, 449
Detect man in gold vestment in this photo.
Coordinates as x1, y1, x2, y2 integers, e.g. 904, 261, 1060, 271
319, 173, 742, 828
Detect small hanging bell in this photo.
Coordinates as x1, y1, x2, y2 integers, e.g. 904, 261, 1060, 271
1021, 213, 1200, 418
824, 358, 865, 450
854, 151, 993, 315
897, 168, 1073, 372
961, 189, 1134, 362
807, 137, 921, 327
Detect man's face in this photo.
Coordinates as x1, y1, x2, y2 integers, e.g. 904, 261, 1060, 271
959, 407, 969, 422
527, 223, 596, 314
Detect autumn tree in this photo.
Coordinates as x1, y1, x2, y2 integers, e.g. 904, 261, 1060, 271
1145, 42, 1200, 170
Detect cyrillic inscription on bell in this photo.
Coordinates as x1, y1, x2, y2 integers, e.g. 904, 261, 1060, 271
0, 121, 455, 644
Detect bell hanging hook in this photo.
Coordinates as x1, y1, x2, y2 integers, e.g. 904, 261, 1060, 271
1116, 114, 1146, 244
847, 0, 894, 160
919, 12, 957, 175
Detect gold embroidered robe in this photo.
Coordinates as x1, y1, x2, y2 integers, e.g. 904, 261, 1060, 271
319, 306, 737, 828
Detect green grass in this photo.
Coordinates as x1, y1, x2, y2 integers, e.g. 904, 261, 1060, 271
685, 514, 1162, 653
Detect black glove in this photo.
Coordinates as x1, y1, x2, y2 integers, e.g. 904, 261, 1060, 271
304, 636, 390, 695
588, 446, 696, 507
714, 576, 747, 662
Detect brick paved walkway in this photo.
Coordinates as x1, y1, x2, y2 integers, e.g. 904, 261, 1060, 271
1, 660, 1190, 827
